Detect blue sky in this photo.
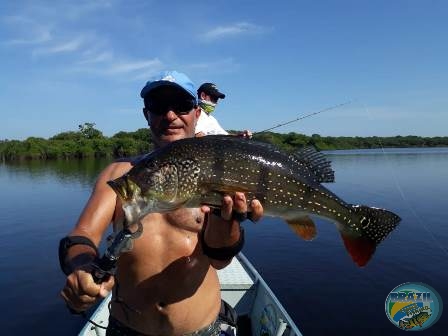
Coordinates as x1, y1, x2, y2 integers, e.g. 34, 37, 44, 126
1, 0, 447, 140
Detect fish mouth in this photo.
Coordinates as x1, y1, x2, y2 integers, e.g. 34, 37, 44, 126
107, 175, 140, 202
107, 179, 128, 201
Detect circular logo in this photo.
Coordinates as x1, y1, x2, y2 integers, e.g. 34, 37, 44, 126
385, 282, 443, 331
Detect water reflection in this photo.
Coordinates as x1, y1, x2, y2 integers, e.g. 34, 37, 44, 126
1, 157, 111, 187
324, 147, 448, 155
1, 148, 447, 335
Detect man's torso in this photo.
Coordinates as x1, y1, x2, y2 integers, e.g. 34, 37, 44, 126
195, 111, 228, 135
107, 162, 221, 335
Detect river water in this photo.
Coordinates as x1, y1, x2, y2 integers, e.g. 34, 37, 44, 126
0, 148, 447, 335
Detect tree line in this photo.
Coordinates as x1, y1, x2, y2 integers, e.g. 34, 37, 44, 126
250, 132, 448, 152
1, 123, 447, 161
0, 123, 152, 161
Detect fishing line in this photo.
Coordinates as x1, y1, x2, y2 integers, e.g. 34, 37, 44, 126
255, 100, 353, 134
362, 103, 448, 257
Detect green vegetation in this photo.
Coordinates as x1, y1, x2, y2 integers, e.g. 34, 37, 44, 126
1, 123, 447, 161
0, 123, 152, 161
249, 132, 448, 152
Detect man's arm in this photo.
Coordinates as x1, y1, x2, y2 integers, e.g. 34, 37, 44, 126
60, 161, 131, 312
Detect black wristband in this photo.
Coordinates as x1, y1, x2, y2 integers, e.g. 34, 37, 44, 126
201, 227, 245, 261
58, 236, 99, 275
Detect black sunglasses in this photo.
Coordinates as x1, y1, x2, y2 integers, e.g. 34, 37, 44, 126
146, 98, 196, 116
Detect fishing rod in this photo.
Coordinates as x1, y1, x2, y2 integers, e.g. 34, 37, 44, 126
66, 221, 143, 330
254, 100, 353, 134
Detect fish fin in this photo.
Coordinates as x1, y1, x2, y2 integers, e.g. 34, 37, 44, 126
340, 233, 377, 267
286, 216, 317, 241
294, 146, 335, 183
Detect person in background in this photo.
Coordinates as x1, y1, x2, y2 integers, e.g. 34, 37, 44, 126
59, 70, 263, 336
195, 83, 252, 138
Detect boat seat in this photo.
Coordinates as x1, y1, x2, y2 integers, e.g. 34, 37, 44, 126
217, 256, 255, 290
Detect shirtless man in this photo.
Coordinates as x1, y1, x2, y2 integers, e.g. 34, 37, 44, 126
59, 71, 263, 335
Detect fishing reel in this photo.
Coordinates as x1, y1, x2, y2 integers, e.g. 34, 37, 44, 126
90, 221, 143, 284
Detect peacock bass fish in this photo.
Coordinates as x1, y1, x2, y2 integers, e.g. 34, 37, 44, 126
398, 312, 431, 329
107, 135, 401, 266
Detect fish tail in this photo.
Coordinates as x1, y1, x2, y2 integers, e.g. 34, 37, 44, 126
340, 205, 401, 266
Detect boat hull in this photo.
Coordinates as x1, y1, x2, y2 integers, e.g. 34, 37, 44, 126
79, 254, 302, 336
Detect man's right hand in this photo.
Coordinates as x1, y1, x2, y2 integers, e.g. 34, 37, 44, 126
60, 267, 115, 313
237, 130, 252, 139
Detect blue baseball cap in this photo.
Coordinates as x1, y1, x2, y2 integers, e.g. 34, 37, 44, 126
140, 71, 197, 102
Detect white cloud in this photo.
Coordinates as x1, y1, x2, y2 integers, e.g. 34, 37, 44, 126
2, 3, 161, 81
12, 1, 112, 22
78, 51, 114, 64
2, 15, 53, 45
6, 29, 52, 45
32, 36, 85, 55
200, 22, 266, 42
62, 0, 113, 20
133, 67, 164, 81
105, 58, 163, 75
186, 58, 240, 74
71, 57, 163, 80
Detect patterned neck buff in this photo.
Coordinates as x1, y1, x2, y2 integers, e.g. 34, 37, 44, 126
199, 99, 216, 114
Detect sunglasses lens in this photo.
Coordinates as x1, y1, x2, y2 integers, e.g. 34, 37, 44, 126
148, 98, 195, 115
176, 100, 195, 114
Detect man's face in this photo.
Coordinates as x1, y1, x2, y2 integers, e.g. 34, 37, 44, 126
200, 92, 218, 104
145, 86, 200, 147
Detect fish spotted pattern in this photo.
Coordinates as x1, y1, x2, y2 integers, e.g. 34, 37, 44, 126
108, 135, 401, 266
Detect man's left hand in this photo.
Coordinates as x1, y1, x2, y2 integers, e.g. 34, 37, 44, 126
200, 192, 263, 267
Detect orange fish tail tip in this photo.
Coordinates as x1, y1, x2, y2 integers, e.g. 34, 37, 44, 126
340, 233, 377, 267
